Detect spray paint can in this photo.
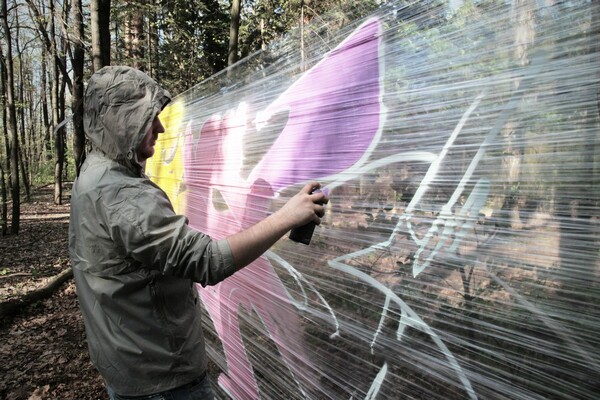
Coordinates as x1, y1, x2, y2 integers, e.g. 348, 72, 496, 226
289, 188, 324, 245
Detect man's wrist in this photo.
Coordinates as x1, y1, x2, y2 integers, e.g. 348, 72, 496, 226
266, 209, 295, 237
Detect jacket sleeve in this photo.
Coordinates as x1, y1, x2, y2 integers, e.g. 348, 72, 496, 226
106, 182, 237, 286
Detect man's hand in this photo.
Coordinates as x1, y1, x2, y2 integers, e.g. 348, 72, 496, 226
278, 182, 329, 229
227, 181, 330, 270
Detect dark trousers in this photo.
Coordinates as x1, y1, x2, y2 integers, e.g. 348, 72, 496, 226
107, 374, 215, 400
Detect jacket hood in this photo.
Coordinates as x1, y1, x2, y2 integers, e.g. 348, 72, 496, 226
84, 66, 171, 162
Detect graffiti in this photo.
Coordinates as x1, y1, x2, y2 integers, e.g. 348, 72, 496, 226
147, 1, 600, 399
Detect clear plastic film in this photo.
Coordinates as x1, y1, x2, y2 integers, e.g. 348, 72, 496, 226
146, 1, 600, 398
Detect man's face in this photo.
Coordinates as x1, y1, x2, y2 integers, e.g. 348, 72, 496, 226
137, 116, 165, 161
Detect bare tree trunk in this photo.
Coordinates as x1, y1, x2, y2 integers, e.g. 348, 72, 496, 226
91, 0, 111, 71
0, 47, 12, 192
72, 0, 85, 176
0, 162, 6, 236
60, 0, 69, 185
49, 0, 65, 205
0, 48, 7, 235
228, 0, 241, 68
14, 12, 30, 202
40, 51, 52, 160
147, 5, 158, 78
499, 0, 536, 227
125, 0, 146, 70
300, 1, 305, 71
18, 147, 29, 202
260, 17, 267, 51
26, 68, 34, 180
1, 0, 21, 234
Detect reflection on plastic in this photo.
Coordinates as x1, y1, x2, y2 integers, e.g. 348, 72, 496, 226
147, 1, 600, 399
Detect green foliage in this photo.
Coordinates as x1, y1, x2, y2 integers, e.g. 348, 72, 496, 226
154, 0, 230, 95
31, 159, 57, 186
238, 0, 294, 57
237, 0, 383, 62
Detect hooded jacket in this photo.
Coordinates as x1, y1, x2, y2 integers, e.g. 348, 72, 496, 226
69, 66, 236, 396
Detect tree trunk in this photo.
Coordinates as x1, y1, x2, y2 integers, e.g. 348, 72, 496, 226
26, 70, 35, 181
0, 162, 6, 236
18, 147, 30, 202
15, 13, 30, 202
1, 0, 21, 234
147, 4, 159, 78
228, 0, 241, 67
91, 0, 111, 71
499, 0, 536, 227
260, 17, 267, 51
72, 0, 85, 176
59, 0, 69, 186
46, 0, 62, 205
0, 49, 7, 235
0, 47, 12, 192
300, 1, 305, 71
125, 0, 146, 70
40, 51, 52, 161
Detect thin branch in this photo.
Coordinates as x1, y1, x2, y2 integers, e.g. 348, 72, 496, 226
23, 0, 73, 94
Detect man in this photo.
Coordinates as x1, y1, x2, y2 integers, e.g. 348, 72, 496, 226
69, 66, 328, 399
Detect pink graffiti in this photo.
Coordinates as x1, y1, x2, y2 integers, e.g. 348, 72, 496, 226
183, 18, 383, 398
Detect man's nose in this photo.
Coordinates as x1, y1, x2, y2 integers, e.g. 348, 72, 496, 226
155, 117, 166, 134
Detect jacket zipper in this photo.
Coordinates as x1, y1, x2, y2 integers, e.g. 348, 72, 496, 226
149, 277, 175, 349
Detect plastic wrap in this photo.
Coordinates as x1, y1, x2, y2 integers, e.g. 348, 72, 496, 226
146, 1, 600, 398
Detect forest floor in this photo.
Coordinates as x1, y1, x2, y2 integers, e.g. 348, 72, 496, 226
0, 184, 108, 400
0, 185, 228, 400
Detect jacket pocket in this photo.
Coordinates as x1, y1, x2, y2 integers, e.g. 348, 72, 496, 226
149, 277, 176, 350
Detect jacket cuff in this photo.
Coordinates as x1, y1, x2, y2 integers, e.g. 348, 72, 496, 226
216, 239, 236, 279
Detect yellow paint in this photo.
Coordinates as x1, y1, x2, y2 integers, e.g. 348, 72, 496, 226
146, 100, 186, 214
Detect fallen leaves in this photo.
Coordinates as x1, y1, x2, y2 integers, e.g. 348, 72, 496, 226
27, 385, 49, 400
0, 186, 107, 400
0, 281, 107, 399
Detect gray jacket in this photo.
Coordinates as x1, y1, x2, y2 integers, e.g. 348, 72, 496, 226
69, 66, 236, 396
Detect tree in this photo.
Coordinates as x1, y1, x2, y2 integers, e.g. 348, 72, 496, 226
24, 0, 73, 93
1, 0, 21, 234
124, 0, 146, 70
0, 161, 6, 235
0, 46, 8, 235
236, 0, 371, 60
238, 0, 296, 57
48, 0, 64, 205
154, 0, 228, 95
40, 49, 51, 161
91, 0, 111, 71
228, 0, 241, 67
14, 8, 31, 202
72, 0, 85, 176
25, 0, 72, 204
146, 1, 159, 77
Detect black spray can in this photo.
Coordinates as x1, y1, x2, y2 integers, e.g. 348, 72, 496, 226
289, 220, 317, 245
289, 189, 323, 245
